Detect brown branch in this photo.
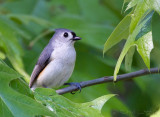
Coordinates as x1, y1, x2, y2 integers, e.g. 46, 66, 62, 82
56, 68, 159, 95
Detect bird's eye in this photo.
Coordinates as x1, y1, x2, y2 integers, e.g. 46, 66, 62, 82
63, 32, 68, 38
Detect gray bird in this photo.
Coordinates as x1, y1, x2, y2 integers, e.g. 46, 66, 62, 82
29, 28, 81, 90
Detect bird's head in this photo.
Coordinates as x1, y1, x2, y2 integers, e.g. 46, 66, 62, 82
52, 28, 81, 46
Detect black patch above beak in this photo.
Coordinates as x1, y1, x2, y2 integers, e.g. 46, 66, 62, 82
72, 36, 81, 41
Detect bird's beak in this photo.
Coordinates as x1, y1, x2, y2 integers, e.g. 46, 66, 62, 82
72, 36, 81, 41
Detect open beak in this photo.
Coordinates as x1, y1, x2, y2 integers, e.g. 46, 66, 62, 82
72, 36, 81, 41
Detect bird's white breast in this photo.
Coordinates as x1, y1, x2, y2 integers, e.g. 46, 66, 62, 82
35, 44, 76, 88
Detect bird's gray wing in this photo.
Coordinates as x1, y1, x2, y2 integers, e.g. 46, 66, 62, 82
29, 44, 53, 88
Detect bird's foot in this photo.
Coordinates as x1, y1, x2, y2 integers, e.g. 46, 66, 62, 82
64, 82, 82, 94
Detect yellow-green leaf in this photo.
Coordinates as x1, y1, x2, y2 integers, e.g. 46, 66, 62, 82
103, 15, 131, 54
135, 31, 153, 69
151, 108, 160, 117
125, 46, 136, 71
114, 10, 154, 81
34, 88, 115, 117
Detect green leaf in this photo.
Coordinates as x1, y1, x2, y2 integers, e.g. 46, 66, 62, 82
150, 0, 160, 14
129, 1, 151, 33
113, 10, 154, 80
151, 108, 160, 117
103, 15, 131, 54
125, 0, 160, 15
125, 46, 135, 71
0, 59, 55, 117
135, 31, 153, 68
0, 51, 6, 59
83, 94, 116, 111
113, 36, 135, 81
134, 10, 154, 69
34, 88, 115, 117
125, 0, 140, 11
146, 0, 160, 15
125, 9, 153, 71
7, 14, 53, 27
0, 16, 30, 82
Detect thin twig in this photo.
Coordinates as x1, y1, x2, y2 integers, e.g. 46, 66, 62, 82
56, 68, 159, 95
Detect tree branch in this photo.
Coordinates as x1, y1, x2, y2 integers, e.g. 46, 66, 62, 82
56, 68, 159, 95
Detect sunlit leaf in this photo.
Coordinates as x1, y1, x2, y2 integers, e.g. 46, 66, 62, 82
151, 108, 160, 117
147, 0, 160, 15
129, 1, 151, 33
125, 0, 140, 11
135, 31, 153, 68
0, 51, 6, 59
103, 15, 131, 54
34, 88, 115, 117
125, 0, 160, 14
113, 10, 154, 80
149, 0, 160, 14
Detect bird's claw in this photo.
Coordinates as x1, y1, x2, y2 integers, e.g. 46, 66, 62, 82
64, 82, 81, 94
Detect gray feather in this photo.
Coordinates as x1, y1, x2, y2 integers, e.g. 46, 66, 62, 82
29, 43, 54, 88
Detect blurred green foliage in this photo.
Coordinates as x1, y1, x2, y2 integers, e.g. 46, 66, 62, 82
0, 59, 115, 117
0, 0, 160, 117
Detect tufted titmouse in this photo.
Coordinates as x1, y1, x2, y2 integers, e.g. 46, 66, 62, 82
29, 28, 81, 91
